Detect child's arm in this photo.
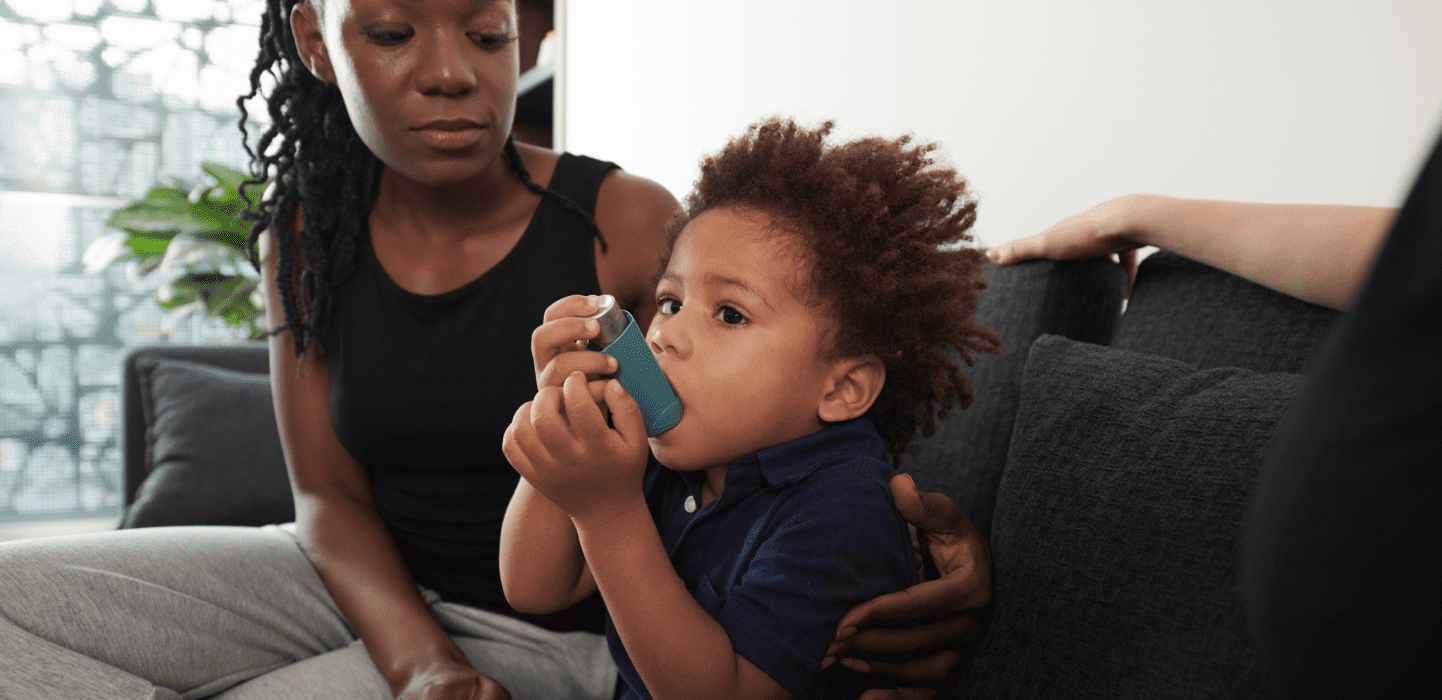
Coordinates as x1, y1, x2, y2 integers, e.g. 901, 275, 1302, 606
499, 294, 618, 613
507, 375, 793, 700
498, 473, 595, 615
576, 501, 794, 700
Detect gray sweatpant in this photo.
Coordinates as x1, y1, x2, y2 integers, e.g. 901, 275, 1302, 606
0, 524, 616, 700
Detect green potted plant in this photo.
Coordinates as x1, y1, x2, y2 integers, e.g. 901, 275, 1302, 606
84, 163, 271, 339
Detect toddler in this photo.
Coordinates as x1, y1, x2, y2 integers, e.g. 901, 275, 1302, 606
500, 118, 997, 700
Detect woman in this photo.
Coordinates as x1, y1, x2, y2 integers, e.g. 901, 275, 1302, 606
0, 1, 987, 698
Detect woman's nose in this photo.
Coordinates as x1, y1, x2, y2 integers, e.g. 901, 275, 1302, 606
416, 31, 475, 96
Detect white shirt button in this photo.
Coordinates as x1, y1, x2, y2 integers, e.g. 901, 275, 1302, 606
684, 496, 697, 513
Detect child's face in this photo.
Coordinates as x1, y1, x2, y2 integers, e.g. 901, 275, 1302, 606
645, 207, 840, 473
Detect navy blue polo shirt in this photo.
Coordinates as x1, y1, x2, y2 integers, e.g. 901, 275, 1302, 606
607, 419, 919, 700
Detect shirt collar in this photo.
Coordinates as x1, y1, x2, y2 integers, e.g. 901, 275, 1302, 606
733, 418, 887, 488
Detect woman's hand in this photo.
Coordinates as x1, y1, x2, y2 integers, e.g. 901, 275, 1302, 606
531, 295, 617, 402
986, 194, 1147, 294
824, 474, 992, 700
503, 372, 650, 522
395, 659, 512, 700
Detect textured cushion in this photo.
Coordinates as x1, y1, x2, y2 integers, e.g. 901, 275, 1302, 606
1114, 251, 1341, 373
957, 335, 1292, 699
907, 258, 1125, 539
122, 357, 293, 528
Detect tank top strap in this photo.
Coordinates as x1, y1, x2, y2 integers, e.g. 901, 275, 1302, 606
547, 153, 619, 215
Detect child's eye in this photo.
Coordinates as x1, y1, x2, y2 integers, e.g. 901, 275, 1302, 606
469, 31, 516, 49
360, 25, 413, 46
717, 306, 747, 325
658, 298, 682, 315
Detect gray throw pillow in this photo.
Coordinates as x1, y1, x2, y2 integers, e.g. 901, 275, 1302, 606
957, 335, 1294, 699
123, 357, 294, 528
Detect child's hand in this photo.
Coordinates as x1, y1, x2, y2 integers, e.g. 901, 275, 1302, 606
503, 371, 650, 523
531, 295, 619, 403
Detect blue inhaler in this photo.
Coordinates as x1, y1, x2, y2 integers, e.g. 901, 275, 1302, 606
585, 295, 683, 436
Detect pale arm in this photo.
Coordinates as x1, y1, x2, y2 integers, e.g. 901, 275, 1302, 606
989, 194, 1396, 310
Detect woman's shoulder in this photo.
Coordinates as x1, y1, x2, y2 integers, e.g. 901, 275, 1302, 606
544, 147, 680, 313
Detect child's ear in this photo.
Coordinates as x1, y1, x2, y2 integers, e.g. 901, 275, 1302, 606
290, 2, 338, 84
817, 357, 885, 423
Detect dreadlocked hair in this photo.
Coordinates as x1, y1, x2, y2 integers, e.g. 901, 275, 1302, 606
237, 0, 606, 359
658, 118, 1001, 465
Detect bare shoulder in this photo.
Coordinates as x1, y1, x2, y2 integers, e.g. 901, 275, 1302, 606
593, 169, 682, 311
516, 141, 561, 188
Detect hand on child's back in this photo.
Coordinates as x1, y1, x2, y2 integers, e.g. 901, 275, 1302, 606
824, 474, 992, 699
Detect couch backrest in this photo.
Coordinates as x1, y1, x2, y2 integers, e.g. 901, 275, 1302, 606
907, 257, 1126, 539
1115, 251, 1342, 373
906, 252, 1344, 699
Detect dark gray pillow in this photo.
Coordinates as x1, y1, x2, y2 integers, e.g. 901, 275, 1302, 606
123, 357, 294, 528
907, 258, 1125, 539
957, 335, 1293, 699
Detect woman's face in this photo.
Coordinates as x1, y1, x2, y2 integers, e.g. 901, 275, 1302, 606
291, 0, 520, 186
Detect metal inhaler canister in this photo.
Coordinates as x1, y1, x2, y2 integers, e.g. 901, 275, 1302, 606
584, 295, 683, 437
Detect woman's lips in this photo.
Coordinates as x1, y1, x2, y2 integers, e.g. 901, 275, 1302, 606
412, 119, 484, 149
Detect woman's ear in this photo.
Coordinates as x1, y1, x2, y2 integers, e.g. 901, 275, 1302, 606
290, 2, 337, 84
817, 357, 885, 423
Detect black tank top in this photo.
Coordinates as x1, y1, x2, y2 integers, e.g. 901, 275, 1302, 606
326, 153, 616, 632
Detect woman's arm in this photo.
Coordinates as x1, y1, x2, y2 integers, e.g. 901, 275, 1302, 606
988, 194, 1395, 310
824, 475, 992, 699
498, 476, 595, 614
259, 231, 508, 700
593, 170, 683, 331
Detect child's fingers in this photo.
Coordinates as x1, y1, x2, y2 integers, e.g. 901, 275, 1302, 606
531, 317, 602, 378
561, 371, 609, 441
538, 351, 617, 389
540, 294, 601, 323
587, 379, 609, 405
504, 401, 548, 475
502, 421, 535, 480
529, 386, 575, 450
603, 379, 647, 448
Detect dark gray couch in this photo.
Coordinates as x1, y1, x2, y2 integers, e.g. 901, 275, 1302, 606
121, 252, 1339, 699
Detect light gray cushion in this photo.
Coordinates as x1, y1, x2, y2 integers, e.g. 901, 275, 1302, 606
957, 335, 1292, 699
123, 357, 293, 528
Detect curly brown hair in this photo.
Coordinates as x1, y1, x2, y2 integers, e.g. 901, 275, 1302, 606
659, 118, 1001, 464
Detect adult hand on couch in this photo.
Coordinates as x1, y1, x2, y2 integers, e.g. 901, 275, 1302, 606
824, 474, 992, 700
986, 194, 1144, 294
986, 193, 1395, 310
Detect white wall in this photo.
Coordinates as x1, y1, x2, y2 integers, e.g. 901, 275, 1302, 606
562, 0, 1442, 248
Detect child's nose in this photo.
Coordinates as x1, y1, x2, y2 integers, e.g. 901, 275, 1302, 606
648, 316, 690, 359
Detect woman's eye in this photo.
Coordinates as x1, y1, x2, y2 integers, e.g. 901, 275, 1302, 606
717, 306, 746, 325
658, 298, 682, 315
469, 31, 517, 49
361, 26, 413, 46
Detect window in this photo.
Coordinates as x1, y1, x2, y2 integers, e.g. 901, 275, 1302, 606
0, 0, 265, 522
